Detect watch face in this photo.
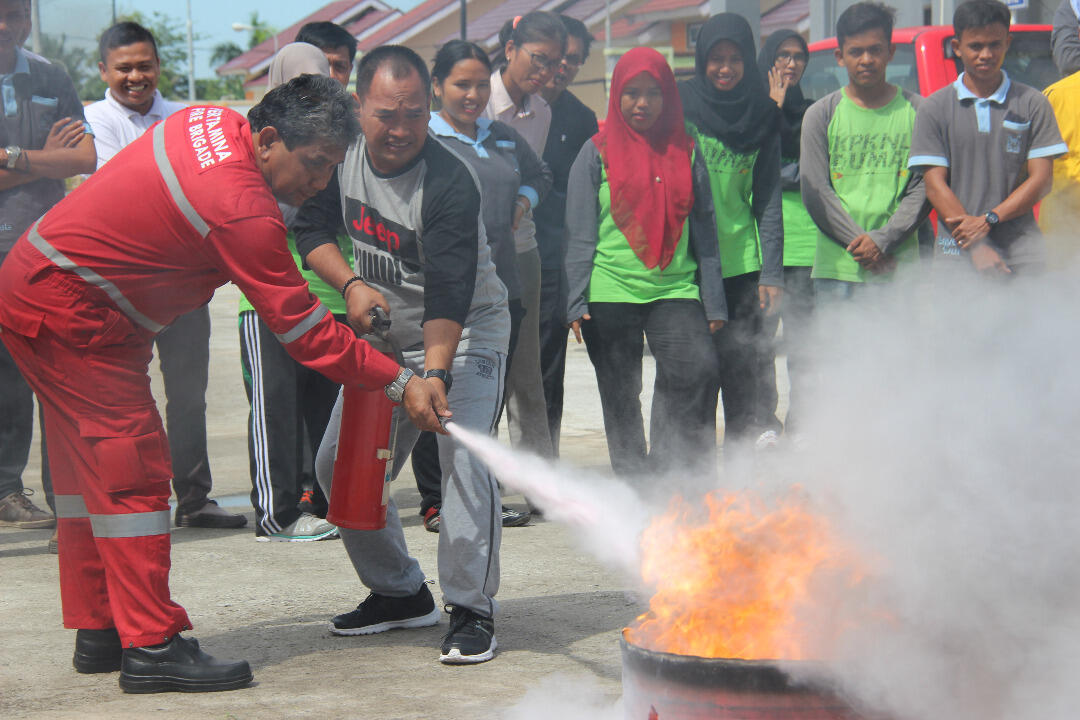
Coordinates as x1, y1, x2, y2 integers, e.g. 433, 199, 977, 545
385, 381, 404, 403
385, 368, 412, 403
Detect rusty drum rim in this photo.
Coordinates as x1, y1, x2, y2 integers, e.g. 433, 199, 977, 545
620, 629, 833, 693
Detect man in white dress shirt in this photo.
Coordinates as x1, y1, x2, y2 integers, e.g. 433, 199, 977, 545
84, 22, 246, 529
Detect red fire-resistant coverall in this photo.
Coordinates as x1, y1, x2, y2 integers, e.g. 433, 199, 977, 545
0, 107, 399, 648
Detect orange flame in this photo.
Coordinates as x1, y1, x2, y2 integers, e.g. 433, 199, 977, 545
626, 488, 862, 660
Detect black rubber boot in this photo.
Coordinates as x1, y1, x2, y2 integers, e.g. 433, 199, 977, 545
118, 634, 253, 693
73, 628, 123, 673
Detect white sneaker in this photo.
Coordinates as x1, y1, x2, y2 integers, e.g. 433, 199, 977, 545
754, 429, 780, 451
258, 513, 338, 542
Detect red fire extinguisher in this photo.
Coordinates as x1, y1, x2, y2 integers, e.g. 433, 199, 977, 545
327, 308, 401, 531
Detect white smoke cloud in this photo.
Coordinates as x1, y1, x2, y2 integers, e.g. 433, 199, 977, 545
447, 423, 652, 580
501, 673, 623, 720
771, 268, 1080, 720
458, 266, 1080, 720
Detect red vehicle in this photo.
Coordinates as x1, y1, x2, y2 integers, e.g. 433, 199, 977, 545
802, 24, 1059, 102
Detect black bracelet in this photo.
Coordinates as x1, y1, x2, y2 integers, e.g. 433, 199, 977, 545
340, 276, 364, 300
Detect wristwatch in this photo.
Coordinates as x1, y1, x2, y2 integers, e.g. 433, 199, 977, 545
984, 211, 999, 227
424, 368, 453, 393
4, 145, 21, 170
384, 367, 414, 403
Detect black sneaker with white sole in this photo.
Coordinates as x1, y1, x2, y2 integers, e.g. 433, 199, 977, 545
501, 505, 530, 527
330, 584, 441, 636
439, 605, 496, 664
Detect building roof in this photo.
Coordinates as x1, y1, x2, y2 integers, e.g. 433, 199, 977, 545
452, 0, 650, 49
593, 17, 653, 43
624, 0, 707, 24
760, 0, 809, 37
357, 0, 465, 52
217, 0, 397, 77
624, 0, 807, 33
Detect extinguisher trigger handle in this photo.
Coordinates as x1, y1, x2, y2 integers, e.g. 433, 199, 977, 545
370, 306, 392, 334
376, 449, 393, 460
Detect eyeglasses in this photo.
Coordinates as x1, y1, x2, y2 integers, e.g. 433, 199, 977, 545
775, 51, 808, 65
560, 54, 584, 69
523, 50, 562, 73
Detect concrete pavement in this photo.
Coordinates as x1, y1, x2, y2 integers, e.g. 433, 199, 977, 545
0, 284, 634, 719
0, 283, 788, 719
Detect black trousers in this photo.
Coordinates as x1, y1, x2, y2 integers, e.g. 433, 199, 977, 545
757, 265, 814, 435
707, 271, 763, 446
537, 265, 568, 457
581, 299, 718, 477
0, 336, 35, 500
240, 310, 339, 534
154, 305, 215, 514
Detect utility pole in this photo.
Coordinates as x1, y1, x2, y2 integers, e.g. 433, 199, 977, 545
186, 0, 196, 101
460, 0, 466, 40
709, 0, 759, 46
30, 0, 41, 54
605, 0, 611, 50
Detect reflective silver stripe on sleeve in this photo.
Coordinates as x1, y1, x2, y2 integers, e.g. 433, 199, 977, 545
274, 304, 330, 344
54, 494, 89, 519
89, 510, 171, 538
27, 223, 166, 334
152, 121, 210, 238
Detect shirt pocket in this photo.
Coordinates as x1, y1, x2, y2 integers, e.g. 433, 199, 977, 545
1001, 117, 1031, 176
29, 95, 60, 143
495, 139, 522, 177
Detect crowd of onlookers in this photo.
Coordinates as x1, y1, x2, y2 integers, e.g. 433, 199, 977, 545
2, 0, 1079, 680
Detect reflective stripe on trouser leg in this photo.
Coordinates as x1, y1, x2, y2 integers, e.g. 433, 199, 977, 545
90, 510, 171, 537
53, 493, 125, 628
36, 410, 113, 631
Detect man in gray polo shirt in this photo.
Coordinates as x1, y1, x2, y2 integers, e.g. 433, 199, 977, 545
910, 0, 1067, 276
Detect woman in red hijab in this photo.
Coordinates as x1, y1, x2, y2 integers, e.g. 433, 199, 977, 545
564, 46, 726, 476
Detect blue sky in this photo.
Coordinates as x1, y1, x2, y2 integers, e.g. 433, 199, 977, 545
39, 0, 426, 78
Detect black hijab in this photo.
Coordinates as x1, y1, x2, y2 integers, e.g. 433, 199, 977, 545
757, 29, 812, 160
679, 13, 780, 154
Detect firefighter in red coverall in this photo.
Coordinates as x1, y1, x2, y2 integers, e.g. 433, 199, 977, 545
0, 75, 446, 693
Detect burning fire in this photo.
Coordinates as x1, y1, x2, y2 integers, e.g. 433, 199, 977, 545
626, 488, 863, 661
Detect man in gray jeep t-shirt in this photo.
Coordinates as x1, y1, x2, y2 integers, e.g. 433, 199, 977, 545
295, 45, 509, 666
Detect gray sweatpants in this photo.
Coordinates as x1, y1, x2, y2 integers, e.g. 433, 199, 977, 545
505, 247, 554, 457
315, 347, 505, 618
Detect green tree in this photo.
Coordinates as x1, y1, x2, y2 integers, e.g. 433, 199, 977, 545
210, 41, 243, 67
37, 33, 94, 98
241, 11, 277, 49
196, 76, 245, 100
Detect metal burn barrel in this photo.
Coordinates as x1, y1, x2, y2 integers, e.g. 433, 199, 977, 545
620, 630, 881, 720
